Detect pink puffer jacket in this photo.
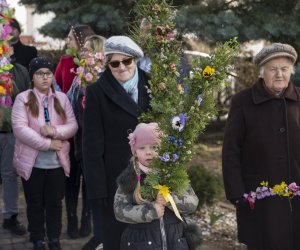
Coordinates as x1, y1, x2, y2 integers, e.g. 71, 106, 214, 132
12, 88, 78, 180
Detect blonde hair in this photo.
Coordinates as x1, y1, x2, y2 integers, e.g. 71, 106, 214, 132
132, 156, 149, 205
84, 35, 106, 52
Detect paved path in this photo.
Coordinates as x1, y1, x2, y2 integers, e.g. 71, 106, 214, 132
0, 181, 222, 250
0, 181, 91, 250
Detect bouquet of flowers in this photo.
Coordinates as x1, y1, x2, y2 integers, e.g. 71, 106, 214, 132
243, 181, 300, 209
0, 0, 14, 131
71, 51, 105, 88
0, 0, 13, 100
131, 0, 239, 212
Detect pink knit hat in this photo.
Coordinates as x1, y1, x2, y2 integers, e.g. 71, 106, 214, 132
128, 123, 161, 154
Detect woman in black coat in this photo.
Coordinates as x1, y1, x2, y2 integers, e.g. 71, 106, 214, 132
222, 43, 300, 250
82, 36, 151, 250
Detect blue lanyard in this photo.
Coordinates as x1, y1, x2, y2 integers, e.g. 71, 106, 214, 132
43, 97, 50, 125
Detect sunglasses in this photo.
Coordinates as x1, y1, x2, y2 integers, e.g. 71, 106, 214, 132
108, 58, 134, 68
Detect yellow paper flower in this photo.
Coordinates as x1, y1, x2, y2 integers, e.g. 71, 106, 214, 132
154, 184, 170, 197
260, 181, 268, 186
272, 181, 292, 197
159, 185, 170, 197
0, 85, 6, 95
80, 59, 86, 67
202, 66, 215, 77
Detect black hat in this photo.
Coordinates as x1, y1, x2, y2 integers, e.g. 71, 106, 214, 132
28, 57, 54, 80
10, 18, 21, 33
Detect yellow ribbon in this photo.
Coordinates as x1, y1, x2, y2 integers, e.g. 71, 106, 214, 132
154, 184, 183, 221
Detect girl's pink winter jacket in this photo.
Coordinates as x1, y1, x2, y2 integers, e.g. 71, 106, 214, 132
12, 88, 78, 180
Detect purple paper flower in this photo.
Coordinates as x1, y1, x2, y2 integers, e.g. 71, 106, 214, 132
1, 25, 12, 40
171, 113, 189, 132
172, 154, 179, 162
159, 153, 170, 162
167, 135, 184, 147
288, 182, 299, 192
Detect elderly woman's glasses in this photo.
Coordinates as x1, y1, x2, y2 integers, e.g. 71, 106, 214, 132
34, 71, 53, 79
109, 58, 134, 68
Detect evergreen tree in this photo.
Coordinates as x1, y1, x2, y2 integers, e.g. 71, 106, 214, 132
18, 0, 136, 38
176, 0, 300, 48
18, 0, 300, 53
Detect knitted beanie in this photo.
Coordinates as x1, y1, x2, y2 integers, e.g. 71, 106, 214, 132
28, 57, 53, 80
128, 123, 161, 154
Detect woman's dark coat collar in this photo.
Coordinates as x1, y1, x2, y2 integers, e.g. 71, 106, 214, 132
98, 67, 150, 117
252, 78, 300, 104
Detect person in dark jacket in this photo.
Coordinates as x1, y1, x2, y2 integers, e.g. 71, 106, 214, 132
82, 36, 151, 250
66, 34, 106, 241
9, 18, 38, 70
222, 43, 300, 250
114, 123, 199, 250
1, 62, 30, 236
55, 24, 95, 240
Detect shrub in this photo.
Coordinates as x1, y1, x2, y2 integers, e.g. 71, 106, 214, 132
188, 164, 223, 208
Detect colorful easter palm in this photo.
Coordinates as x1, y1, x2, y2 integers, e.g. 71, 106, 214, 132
131, 0, 239, 213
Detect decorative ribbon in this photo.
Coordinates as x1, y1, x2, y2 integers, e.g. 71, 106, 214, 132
43, 97, 50, 125
154, 184, 183, 221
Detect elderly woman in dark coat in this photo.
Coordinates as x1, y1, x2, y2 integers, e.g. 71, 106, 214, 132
82, 36, 151, 250
222, 43, 300, 250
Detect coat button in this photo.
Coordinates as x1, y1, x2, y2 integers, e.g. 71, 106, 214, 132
279, 128, 285, 133
148, 241, 152, 245
127, 242, 131, 246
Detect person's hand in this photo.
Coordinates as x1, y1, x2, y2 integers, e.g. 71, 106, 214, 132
50, 139, 63, 151
156, 193, 167, 206
154, 202, 165, 218
40, 125, 54, 138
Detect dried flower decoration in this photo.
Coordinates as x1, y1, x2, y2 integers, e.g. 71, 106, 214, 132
131, 0, 239, 202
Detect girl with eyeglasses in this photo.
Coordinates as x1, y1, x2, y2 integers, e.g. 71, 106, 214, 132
82, 36, 151, 250
11, 57, 78, 250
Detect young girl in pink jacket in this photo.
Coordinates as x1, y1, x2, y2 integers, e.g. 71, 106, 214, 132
11, 57, 78, 250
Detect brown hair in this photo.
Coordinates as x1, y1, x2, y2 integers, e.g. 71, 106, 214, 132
25, 83, 67, 122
